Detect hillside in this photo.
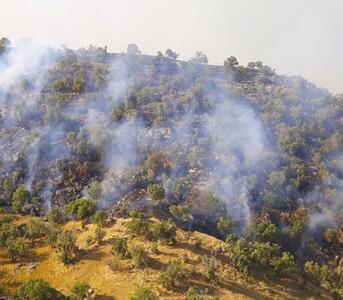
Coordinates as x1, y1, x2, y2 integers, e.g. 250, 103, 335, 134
0, 214, 333, 300
0, 38, 342, 299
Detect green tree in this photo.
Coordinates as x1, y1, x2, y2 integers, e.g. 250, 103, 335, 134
25, 218, 49, 247
165, 49, 178, 59
15, 279, 66, 300
189, 51, 208, 64
55, 230, 77, 264
0, 37, 11, 48
127, 43, 141, 55
0, 37, 11, 55
12, 186, 31, 213
224, 56, 239, 69
126, 210, 148, 235
66, 199, 96, 220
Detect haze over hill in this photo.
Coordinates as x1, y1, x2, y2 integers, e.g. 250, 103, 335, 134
0, 36, 342, 299
1, 0, 343, 94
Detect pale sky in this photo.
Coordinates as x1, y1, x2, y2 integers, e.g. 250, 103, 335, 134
1, 0, 343, 94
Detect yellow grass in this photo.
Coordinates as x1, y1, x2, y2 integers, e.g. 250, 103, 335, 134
0, 216, 332, 300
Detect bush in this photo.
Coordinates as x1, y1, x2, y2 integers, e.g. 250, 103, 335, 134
158, 259, 184, 288
129, 244, 149, 268
12, 186, 31, 213
150, 220, 176, 244
111, 237, 128, 258
55, 230, 77, 264
130, 287, 159, 300
66, 198, 96, 220
147, 183, 165, 201
5, 238, 27, 262
15, 279, 66, 300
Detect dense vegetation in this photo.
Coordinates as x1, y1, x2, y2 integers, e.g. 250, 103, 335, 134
0, 37, 342, 298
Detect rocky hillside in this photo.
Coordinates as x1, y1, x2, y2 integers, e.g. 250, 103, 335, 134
0, 38, 342, 299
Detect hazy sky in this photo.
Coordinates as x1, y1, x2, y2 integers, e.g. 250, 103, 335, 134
1, 0, 342, 94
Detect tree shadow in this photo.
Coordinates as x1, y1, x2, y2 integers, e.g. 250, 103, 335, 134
148, 256, 168, 271
76, 249, 107, 262
220, 279, 274, 300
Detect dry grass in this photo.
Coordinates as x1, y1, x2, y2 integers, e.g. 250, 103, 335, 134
0, 216, 332, 300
